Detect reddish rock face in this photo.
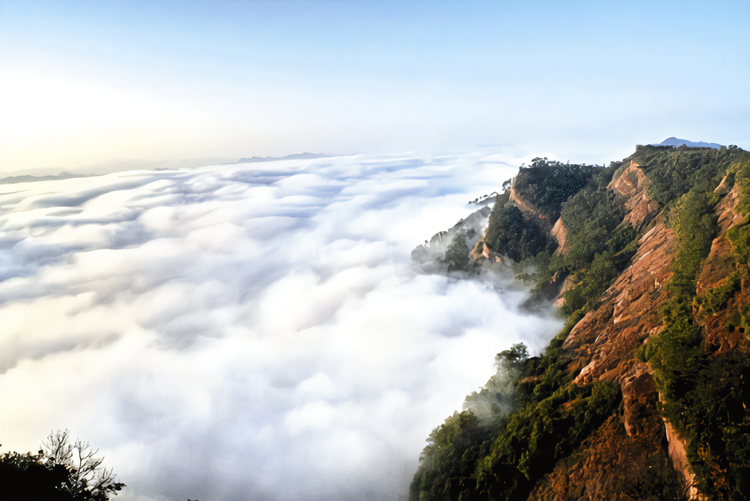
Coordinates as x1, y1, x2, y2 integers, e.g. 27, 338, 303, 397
541, 221, 683, 496
537, 157, 743, 498
469, 236, 503, 264
509, 183, 555, 233
620, 362, 656, 438
563, 221, 675, 384
528, 411, 675, 501
695, 183, 750, 357
608, 161, 660, 231
715, 182, 742, 233
551, 217, 568, 255
414, 150, 750, 501
540, 162, 750, 499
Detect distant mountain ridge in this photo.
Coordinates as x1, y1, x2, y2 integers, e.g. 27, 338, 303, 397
0, 171, 88, 184
237, 152, 330, 163
652, 136, 722, 149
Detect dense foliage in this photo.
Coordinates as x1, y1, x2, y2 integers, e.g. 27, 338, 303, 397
511, 158, 596, 220
0, 451, 75, 501
444, 233, 472, 273
484, 205, 548, 262
410, 337, 622, 501
555, 167, 637, 315
484, 159, 599, 262
632, 144, 746, 207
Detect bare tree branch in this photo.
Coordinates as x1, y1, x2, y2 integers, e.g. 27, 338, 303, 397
41, 430, 125, 500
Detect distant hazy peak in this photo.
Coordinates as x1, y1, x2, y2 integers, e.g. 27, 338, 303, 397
238, 152, 330, 163
0, 171, 88, 184
653, 137, 722, 149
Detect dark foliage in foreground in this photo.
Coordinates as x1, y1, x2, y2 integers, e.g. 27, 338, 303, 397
0, 431, 124, 501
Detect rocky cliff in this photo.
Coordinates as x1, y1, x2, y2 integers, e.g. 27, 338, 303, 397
410, 144, 750, 501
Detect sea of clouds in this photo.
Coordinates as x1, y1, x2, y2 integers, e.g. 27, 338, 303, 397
0, 153, 561, 501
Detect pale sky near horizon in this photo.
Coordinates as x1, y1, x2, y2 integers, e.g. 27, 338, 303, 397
1, 0, 749, 174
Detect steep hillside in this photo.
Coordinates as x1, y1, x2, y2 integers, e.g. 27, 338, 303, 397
410, 144, 750, 501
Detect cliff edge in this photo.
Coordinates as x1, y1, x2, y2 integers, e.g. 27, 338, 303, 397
410, 144, 750, 501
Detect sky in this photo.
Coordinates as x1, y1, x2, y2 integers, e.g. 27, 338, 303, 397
1, 0, 748, 174
0, 152, 562, 500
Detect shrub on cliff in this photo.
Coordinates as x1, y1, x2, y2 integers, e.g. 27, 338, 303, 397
444, 233, 473, 273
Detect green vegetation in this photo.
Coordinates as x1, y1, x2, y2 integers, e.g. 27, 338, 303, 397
484, 205, 549, 262
486, 160, 632, 313
410, 346, 531, 501
727, 159, 750, 267
512, 158, 597, 220
415, 146, 750, 501
555, 166, 637, 315
484, 159, 600, 263
560, 189, 623, 268
507, 162, 637, 315
561, 250, 620, 315
638, 158, 750, 499
0, 430, 124, 501
410, 339, 621, 501
696, 271, 742, 317
444, 233, 473, 273
475, 380, 619, 500
632, 144, 746, 207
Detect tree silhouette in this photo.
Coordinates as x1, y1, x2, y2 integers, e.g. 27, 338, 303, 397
0, 431, 125, 501
41, 430, 125, 501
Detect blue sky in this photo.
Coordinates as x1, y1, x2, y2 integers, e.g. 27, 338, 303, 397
1, 0, 748, 172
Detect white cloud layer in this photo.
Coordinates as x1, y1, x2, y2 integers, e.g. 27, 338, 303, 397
0, 154, 561, 501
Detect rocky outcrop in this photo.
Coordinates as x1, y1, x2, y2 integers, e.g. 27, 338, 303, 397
529, 407, 679, 501
607, 161, 660, 230
564, 221, 675, 377
469, 237, 503, 264
662, 404, 703, 500
553, 275, 575, 308
509, 183, 555, 233
551, 217, 568, 255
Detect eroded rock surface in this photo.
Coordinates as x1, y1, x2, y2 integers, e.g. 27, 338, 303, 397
564, 221, 675, 383
551, 217, 568, 255
510, 183, 555, 233
608, 161, 660, 231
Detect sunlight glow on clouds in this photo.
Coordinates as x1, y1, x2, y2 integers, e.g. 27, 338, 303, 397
0, 154, 561, 500
0, 70, 213, 171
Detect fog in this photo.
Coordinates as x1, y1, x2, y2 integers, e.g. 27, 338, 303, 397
0, 153, 561, 501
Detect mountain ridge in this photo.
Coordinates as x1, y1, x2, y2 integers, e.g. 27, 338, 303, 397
652, 137, 722, 150
237, 152, 330, 163
410, 143, 750, 501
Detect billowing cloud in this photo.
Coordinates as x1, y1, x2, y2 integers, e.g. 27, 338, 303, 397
0, 154, 561, 500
